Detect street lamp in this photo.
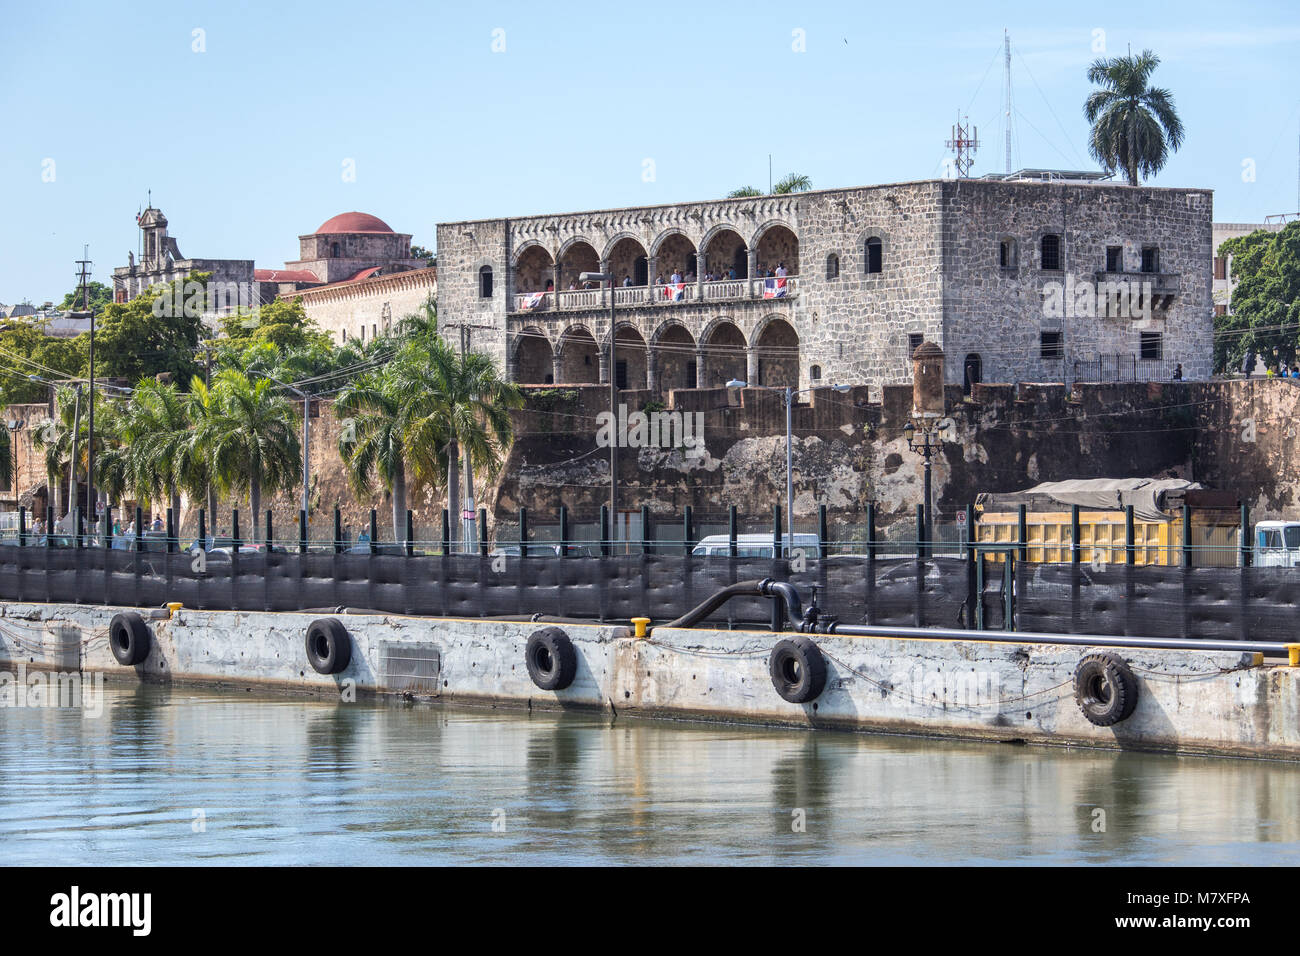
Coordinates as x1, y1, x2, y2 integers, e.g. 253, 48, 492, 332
902, 419, 943, 557
580, 270, 616, 546
727, 380, 850, 553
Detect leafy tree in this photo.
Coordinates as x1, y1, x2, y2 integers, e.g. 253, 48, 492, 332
0, 324, 86, 405
409, 244, 435, 263
117, 379, 192, 521
91, 275, 205, 385
727, 186, 763, 198
59, 281, 113, 316
1215, 222, 1300, 373
31, 386, 89, 516
336, 370, 414, 542
1084, 49, 1184, 186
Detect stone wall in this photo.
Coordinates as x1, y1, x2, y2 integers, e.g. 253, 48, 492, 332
289, 267, 437, 344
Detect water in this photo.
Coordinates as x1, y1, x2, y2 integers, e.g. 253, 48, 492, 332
2, 682, 1299, 865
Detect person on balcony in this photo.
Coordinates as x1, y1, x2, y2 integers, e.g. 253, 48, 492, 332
775, 261, 788, 277
623, 274, 632, 287
670, 269, 682, 284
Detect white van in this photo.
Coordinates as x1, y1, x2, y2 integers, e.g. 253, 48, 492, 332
1254, 521, 1300, 567
690, 533, 821, 559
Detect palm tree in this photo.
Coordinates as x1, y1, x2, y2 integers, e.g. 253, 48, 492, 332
32, 386, 83, 517
118, 379, 191, 524
205, 369, 301, 544
1084, 49, 1184, 186
773, 172, 812, 194
336, 369, 413, 542
182, 375, 222, 533
394, 336, 523, 548
727, 186, 763, 198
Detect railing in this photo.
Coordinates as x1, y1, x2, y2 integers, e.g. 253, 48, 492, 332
556, 288, 601, 310
703, 279, 747, 300
509, 275, 798, 312
1072, 354, 1184, 383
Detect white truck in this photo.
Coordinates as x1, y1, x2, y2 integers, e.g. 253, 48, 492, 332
1253, 521, 1300, 567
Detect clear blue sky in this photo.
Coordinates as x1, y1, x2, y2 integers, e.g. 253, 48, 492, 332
2, 0, 1298, 305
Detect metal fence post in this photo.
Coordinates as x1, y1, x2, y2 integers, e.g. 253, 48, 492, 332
1240, 502, 1251, 568
300, 509, 309, 555
559, 505, 569, 558
600, 504, 610, 558
683, 505, 693, 557
369, 509, 378, 556
404, 510, 414, 557
334, 507, 344, 555
519, 507, 528, 559
478, 508, 489, 557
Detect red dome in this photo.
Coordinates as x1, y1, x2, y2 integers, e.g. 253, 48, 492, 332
314, 212, 394, 234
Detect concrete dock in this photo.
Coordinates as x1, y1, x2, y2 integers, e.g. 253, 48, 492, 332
0, 601, 1295, 760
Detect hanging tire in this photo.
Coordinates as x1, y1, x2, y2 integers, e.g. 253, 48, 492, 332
306, 619, 352, 675
108, 612, 151, 666
769, 636, 827, 704
1074, 652, 1139, 726
525, 627, 577, 691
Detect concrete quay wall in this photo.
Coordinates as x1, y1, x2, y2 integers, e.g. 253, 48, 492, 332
0, 602, 1295, 760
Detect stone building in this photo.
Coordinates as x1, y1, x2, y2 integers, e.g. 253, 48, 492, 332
1212, 221, 1283, 317
111, 206, 256, 319
265, 211, 435, 342
435, 174, 1213, 393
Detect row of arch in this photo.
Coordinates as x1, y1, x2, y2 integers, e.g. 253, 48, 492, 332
511, 318, 800, 390
510, 224, 800, 294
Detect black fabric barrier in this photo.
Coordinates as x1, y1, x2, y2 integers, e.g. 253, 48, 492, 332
0, 546, 1294, 640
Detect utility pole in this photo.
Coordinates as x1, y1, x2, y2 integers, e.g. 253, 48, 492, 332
947, 114, 980, 179
77, 247, 96, 538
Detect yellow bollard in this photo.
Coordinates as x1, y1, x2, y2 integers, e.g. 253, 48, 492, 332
631, 617, 651, 639
167, 602, 183, 619
1288, 644, 1300, 667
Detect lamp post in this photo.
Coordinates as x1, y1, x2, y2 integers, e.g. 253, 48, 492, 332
902, 419, 942, 557
580, 270, 616, 547
727, 380, 850, 553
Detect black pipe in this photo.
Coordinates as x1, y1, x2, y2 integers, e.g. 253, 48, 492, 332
655, 578, 802, 632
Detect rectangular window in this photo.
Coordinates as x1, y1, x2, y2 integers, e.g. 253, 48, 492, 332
1040, 331, 1063, 359
1140, 331, 1163, 360
1213, 256, 1227, 280
1141, 246, 1159, 274
1040, 234, 1061, 271
908, 333, 924, 356
1214, 304, 1227, 317
615, 360, 628, 390
1106, 246, 1123, 272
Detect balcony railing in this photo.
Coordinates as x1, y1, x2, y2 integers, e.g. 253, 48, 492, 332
510, 276, 797, 313
1093, 270, 1180, 311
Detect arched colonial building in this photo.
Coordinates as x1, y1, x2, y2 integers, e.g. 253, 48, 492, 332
436, 175, 1213, 392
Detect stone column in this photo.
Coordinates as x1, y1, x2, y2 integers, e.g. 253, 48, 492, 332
695, 251, 706, 301
693, 346, 705, 388
552, 354, 564, 385
647, 350, 659, 395
599, 258, 610, 309
747, 248, 758, 298
599, 349, 610, 385
551, 263, 562, 308
746, 345, 760, 386
646, 256, 659, 301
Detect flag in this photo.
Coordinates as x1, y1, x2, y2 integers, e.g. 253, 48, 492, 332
520, 292, 546, 311
664, 282, 686, 301
763, 278, 788, 299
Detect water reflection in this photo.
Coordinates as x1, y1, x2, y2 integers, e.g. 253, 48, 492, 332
0, 683, 1297, 865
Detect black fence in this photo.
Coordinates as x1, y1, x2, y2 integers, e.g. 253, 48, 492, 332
2, 545, 1299, 643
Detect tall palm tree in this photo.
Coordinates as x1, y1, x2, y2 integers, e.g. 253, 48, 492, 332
1084, 49, 1184, 186
336, 369, 413, 542
118, 379, 191, 524
395, 336, 523, 547
205, 369, 301, 544
32, 386, 83, 517
182, 375, 222, 530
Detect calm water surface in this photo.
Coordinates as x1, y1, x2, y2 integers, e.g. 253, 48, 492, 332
1, 682, 1298, 865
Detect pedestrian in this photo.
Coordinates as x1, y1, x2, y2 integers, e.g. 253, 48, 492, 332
1171, 363, 1183, 381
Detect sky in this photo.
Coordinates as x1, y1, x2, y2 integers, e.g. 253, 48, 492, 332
2, 0, 1298, 306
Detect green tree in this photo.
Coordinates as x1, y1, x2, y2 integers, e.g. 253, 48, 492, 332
336, 370, 415, 542
773, 172, 812, 194
0, 324, 87, 405
727, 186, 763, 198
59, 281, 114, 316
181, 375, 222, 529
1084, 49, 1184, 186
1215, 222, 1300, 373
117, 379, 192, 522
409, 244, 435, 264
203, 369, 301, 544
31, 386, 87, 516
92, 275, 205, 385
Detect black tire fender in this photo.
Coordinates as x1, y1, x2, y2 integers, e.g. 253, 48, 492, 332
1074, 651, 1139, 726
109, 612, 151, 666
525, 627, 578, 691
306, 618, 352, 675
769, 635, 827, 704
